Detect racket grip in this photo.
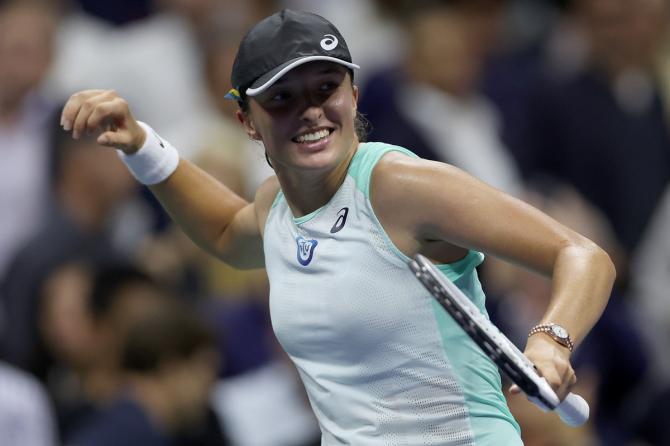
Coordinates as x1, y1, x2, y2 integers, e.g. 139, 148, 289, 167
555, 392, 589, 427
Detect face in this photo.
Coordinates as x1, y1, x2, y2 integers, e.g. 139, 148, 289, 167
238, 62, 359, 173
62, 137, 137, 207
407, 9, 485, 97
39, 263, 100, 368
0, 4, 55, 105
580, 0, 669, 72
101, 283, 166, 365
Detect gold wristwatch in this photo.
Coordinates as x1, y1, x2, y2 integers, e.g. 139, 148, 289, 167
528, 323, 574, 352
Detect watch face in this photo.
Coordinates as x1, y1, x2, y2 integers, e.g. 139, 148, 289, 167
551, 325, 568, 338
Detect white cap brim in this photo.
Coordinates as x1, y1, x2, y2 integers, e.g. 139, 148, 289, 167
245, 56, 360, 97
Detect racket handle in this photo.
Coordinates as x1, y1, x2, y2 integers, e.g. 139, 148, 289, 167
528, 391, 589, 427
529, 377, 590, 427
555, 392, 589, 427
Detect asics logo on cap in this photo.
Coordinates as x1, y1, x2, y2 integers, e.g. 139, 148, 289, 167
320, 34, 338, 51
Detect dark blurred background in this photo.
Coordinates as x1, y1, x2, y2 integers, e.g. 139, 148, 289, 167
0, 0, 668, 445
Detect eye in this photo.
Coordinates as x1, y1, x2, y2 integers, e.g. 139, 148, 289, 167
270, 91, 291, 102
319, 81, 338, 92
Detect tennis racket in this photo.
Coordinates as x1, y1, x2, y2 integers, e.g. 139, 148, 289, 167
409, 254, 589, 427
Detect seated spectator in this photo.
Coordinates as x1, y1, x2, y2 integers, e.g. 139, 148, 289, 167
519, 0, 670, 263
38, 261, 169, 439
38, 261, 101, 438
67, 297, 224, 446
0, 127, 138, 375
0, 0, 59, 280
359, 0, 523, 196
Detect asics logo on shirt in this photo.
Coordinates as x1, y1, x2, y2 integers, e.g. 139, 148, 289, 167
320, 34, 338, 51
330, 207, 349, 234
296, 236, 318, 266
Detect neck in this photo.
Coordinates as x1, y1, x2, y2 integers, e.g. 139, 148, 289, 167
276, 140, 358, 217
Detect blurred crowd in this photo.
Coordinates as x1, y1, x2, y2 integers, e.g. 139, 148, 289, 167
0, 0, 668, 445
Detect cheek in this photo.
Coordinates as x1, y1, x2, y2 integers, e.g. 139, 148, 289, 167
250, 112, 282, 143
259, 115, 297, 150
328, 96, 356, 131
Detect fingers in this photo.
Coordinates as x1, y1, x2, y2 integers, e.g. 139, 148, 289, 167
61, 89, 108, 135
97, 128, 134, 147
86, 97, 129, 134
71, 90, 119, 139
535, 356, 577, 401
61, 89, 145, 153
523, 336, 577, 400
508, 368, 576, 398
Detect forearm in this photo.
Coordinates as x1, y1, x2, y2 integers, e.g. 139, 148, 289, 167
541, 239, 616, 346
149, 158, 248, 258
59, 90, 257, 263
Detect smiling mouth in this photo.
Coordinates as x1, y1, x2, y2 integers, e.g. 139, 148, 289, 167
292, 128, 334, 144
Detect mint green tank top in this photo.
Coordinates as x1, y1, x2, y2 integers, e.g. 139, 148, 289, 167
263, 142, 522, 445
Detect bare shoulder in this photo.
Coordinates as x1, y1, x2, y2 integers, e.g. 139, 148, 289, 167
370, 151, 508, 260
253, 175, 281, 236
371, 151, 466, 211
371, 152, 426, 221
373, 150, 470, 182
372, 150, 525, 229
370, 152, 468, 259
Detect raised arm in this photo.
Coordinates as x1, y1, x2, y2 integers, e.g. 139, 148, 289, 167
371, 152, 616, 399
60, 89, 267, 269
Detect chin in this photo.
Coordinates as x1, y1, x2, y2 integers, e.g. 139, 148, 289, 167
295, 146, 345, 171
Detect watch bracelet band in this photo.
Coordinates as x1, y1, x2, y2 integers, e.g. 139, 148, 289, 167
528, 323, 574, 352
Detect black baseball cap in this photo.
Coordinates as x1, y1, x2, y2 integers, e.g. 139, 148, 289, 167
225, 9, 360, 100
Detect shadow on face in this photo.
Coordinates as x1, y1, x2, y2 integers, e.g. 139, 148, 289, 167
237, 62, 358, 169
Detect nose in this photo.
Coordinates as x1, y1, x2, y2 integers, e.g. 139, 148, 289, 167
300, 105, 322, 123
297, 90, 323, 123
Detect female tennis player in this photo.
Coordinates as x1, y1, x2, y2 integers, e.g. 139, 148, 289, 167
60, 9, 615, 445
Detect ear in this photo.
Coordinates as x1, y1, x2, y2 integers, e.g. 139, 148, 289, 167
236, 110, 262, 141
352, 84, 359, 117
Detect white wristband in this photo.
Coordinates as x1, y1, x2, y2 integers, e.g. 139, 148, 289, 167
117, 121, 180, 185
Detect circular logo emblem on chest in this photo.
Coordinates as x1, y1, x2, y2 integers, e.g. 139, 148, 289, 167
296, 236, 319, 266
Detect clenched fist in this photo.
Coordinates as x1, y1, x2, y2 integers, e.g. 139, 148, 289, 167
60, 89, 146, 154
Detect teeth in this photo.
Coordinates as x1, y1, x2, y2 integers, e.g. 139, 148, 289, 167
295, 129, 329, 143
